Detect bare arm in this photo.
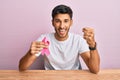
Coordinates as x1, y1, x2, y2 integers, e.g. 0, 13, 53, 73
19, 50, 37, 71
81, 49, 100, 74
81, 27, 100, 74
89, 49, 100, 73
19, 41, 48, 71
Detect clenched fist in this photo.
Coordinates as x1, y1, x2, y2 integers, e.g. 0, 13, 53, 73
82, 27, 96, 48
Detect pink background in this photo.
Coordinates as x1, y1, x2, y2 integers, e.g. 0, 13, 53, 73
0, 0, 120, 70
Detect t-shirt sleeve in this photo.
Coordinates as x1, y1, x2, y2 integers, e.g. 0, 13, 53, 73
78, 37, 90, 54
36, 34, 45, 41
36, 33, 51, 41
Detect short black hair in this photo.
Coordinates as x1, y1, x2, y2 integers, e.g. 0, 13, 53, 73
52, 5, 73, 19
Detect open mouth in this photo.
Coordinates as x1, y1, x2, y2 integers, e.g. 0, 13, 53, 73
59, 29, 66, 35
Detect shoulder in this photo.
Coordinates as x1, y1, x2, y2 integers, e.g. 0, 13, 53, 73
36, 33, 53, 41
70, 33, 90, 54
69, 32, 84, 41
69, 32, 88, 46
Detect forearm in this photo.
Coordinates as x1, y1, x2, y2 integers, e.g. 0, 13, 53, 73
19, 50, 37, 71
88, 49, 100, 73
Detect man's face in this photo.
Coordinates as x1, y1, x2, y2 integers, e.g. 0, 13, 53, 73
52, 13, 73, 41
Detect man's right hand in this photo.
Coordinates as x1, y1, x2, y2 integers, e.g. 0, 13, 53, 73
30, 41, 49, 55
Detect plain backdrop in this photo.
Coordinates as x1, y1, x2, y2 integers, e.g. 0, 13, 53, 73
0, 0, 120, 70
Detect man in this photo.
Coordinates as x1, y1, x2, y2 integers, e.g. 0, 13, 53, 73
19, 5, 100, 74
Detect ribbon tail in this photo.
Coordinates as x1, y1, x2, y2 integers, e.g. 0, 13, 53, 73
45, 49, 50, 56
41, 49, 46, 55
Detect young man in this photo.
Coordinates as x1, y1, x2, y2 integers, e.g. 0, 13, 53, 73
19, 5, 100, 74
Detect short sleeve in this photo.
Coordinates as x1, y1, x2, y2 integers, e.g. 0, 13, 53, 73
78, 37, 90, 54
36, 34, 46, 41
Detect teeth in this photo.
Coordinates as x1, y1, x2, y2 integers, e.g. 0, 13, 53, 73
60, 29, 65, 32
59, 29, 65, 34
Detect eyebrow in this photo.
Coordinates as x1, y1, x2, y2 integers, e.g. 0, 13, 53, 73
54, 18, 70, 20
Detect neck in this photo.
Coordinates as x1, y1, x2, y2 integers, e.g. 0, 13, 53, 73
54, 33, 69, 41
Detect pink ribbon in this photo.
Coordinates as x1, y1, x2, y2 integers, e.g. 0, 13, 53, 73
41, 37, 50, 56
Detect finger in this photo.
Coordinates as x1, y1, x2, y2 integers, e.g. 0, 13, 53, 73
36, 42, 49, 47
32, 45, 47, 48
83, 27, 89, 32
31, 50, 40, 55
83, 27, 94, 31
84, 35, 95, 44
31, 45, 48, 52
32, 47, 43, 51
83, 30, 94, 36
83, 32, 94, 37
32, 41, 45, 47
32, 41, 48, 48
33, 41, 45, 45
84, 36, 89, 40
30, 47, 43, 54
83, 30, 94, 35
82, 27, 94, 33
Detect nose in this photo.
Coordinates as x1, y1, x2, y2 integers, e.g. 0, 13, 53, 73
60, 22, 64, 29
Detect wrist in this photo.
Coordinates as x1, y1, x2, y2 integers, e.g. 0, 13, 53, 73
89, 42, 97, 50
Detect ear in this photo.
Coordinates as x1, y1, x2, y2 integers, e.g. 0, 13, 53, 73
70, 19, 73, 27
52, 19, 55, 27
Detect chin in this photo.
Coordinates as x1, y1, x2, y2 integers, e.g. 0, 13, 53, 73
59, 34, 68, 38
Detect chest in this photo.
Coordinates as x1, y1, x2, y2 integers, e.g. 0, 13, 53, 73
48, 41, 79, 63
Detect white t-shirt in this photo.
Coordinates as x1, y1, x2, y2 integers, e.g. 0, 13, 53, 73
36, 32, 89, 70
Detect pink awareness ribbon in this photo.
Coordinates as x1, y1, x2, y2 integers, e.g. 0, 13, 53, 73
41, 37, 50, 56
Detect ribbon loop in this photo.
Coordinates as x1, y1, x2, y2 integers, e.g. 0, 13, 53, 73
41, 37, 50, 56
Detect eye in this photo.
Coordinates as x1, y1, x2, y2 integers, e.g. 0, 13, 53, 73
64, 19, 69, 23
54, 19, 60, 23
